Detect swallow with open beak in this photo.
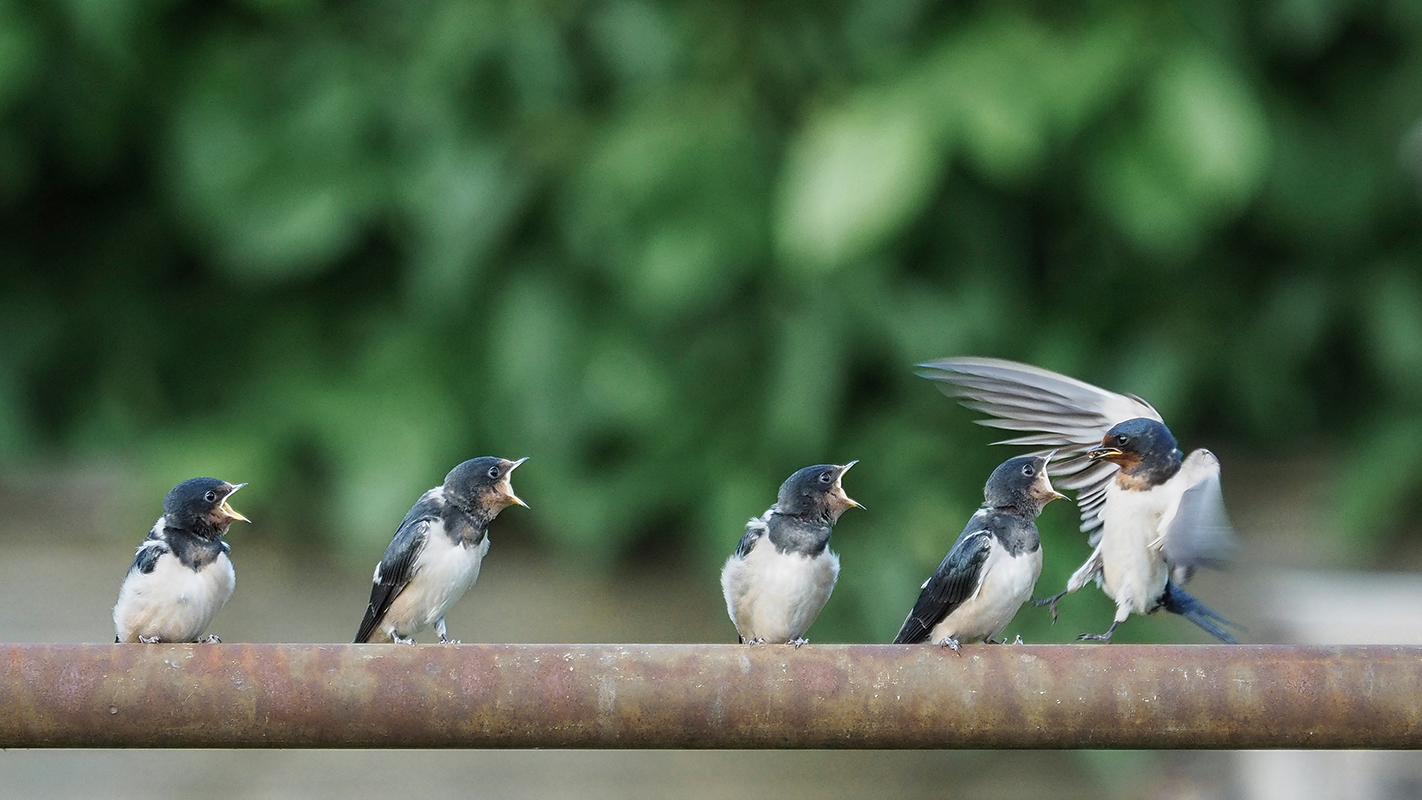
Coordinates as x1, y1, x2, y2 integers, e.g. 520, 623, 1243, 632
113, 477, 250, 643
893, 454, 1064, 652
721, 462, 862, 646
917, 357, 1239, 643
355, 457, 528, 644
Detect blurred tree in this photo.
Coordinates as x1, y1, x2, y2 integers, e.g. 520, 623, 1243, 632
1, 0, 1420, 642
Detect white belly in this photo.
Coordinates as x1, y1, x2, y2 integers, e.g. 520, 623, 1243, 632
113, 552, 236, 643
930, 542, 1041, 644
1099, 484, 1170, 614
721, 542, 839, 643
381, 534, 488, 639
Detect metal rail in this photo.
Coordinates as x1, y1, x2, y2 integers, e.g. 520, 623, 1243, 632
2, 644, 1418, 749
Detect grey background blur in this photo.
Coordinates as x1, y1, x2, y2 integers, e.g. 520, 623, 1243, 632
3, 0, 1422, 797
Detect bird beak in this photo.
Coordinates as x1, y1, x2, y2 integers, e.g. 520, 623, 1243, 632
502, 458, 529, 509
220, 483, 251, 524
835, 460, 864, 511
1088, 447, 1123, 462
1037, 452, 1067, 502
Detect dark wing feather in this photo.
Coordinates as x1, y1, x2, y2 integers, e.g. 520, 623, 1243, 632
918, 357, 1160, 542
1161, 450, 1237, 580
130, 541, 166, 575
354, 515, 433, 643
732, 515, 768, 559
893, 530, 992, 644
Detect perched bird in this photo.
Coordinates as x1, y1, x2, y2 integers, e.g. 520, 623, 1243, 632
355, 456, 528, 644
918, 357, 1239, 643
113, 478, 250, 644
893, 454, 1064, 652
721, 462, 862, 646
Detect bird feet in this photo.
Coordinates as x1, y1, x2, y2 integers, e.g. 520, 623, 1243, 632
746, 637, 767, 645
1033, 591, 1068, 622
1011, 634, 1025, 645
937, 636, 962, 656
789, 638, 810, 648
137, 635, 162, 644
197, 635, 222, 644
392, 633, 416, 645
1077, 619, 1120, 643
438, 634, 462, 644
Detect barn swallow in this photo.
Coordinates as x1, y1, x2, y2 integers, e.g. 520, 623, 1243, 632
721, 462, 861, 646
918, 357, 1239, 643
113, 478, 249, 644
893, 454, 1064, 652
355, 456, 527, 644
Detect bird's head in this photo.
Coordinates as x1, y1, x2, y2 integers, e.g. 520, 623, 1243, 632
163, 478, 249, 536
984, 454, 1065, 513
775, 461, 862, 523
1088, 418, 1180, 476
445, 456, 529, 520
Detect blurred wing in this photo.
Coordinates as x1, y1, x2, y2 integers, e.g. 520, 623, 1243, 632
917, 357, 1161, 541
893, 530, 992, 644
354, 516, 432, 643
1161, 450, 1237, 581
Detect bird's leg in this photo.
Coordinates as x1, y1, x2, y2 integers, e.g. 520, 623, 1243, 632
137, 635, 162, 644
391, 632, 416, 645
1011, 634, 1025, 645
937, 636, 962, 656
746, 637, 766, 645
1032, 589, 1069, 622
197, 634, 221, 644
789, 637, 809, 648
435, 618, 461, 645
1077, 619, 1121, 643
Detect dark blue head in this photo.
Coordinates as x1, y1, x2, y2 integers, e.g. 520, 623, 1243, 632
1087, 418, 1182, 480
775, 461, 862, 523
163, 477, 249, 537
984, 454, 1065, 513
444, 456, 529, 521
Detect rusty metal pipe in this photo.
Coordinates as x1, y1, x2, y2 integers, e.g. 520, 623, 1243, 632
2, 644, 1419, 749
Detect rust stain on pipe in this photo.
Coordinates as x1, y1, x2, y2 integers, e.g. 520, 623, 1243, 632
1, 644, 1418, 749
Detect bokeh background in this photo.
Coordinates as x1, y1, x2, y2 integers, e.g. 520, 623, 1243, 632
3, 1, 1422, 798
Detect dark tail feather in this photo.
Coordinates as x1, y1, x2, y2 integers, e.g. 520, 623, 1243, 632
1159, 581, 1240, 644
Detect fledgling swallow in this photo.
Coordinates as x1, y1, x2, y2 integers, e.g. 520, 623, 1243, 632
113, 478, 250, 644
918, 357, 1239, 643
721, 462, 862, 646
893, 454, 1064, 652
355, 456, 527, 644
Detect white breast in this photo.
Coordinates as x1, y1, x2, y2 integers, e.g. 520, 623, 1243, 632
1099, 482, 1171, 614
113, 547, 236, 643
721, 539, 839, 644
930, 540, 1042, 644
380, 529, 489, 639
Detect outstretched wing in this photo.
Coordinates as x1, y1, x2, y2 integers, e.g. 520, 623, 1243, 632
1160, 449, 1237, 582
893, 530, 992, 644
917, 357, 1161, 542
354, 515, 433, 643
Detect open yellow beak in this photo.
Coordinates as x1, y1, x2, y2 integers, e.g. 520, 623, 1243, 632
221, 483, 251, 524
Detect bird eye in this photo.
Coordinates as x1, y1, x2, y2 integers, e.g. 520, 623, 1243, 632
1115, 434, 1129, 446
1021, 465, 1034, 477
204, 490, 217, 502
819, 471, 833, 484
487, 466, 500, 479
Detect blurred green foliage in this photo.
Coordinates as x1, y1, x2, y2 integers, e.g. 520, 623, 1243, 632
2, 0, 1422, 642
